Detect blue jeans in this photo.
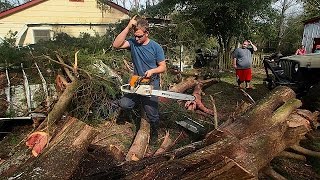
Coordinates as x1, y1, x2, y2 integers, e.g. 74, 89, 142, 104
119, 93, 159, 124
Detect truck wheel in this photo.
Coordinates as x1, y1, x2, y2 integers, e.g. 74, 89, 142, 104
302, 83, 320, 111
264, 75, 276, 90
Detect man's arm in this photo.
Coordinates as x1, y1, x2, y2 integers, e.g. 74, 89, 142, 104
233, 58, 237, 69
232, 49, 237, 68
248, 40, 258, 51
145, 61, 167, 78
112, 15, 137, 49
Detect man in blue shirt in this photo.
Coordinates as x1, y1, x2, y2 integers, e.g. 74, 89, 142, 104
113, 16, 166, 143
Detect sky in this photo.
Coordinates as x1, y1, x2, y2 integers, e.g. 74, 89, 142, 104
272, 0, 304, 16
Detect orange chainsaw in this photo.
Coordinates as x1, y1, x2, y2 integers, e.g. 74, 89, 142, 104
120, 75, 195, 101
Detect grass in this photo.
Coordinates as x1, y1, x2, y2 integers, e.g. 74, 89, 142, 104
203, 68, 270, 123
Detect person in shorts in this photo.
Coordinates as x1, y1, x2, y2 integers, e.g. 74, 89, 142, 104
232, 40, 257, 89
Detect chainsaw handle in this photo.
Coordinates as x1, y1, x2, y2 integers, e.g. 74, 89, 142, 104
120, 84, 134, 93
135, 76, 151, 87
135, 76, 145, 87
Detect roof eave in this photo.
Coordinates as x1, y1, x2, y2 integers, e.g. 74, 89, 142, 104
303, 16, 320, 25
0, 0, 47, 19
106, 1, 129, 15
0, 0, 129, 20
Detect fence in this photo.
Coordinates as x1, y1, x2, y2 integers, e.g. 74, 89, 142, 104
217, 52, 267, 69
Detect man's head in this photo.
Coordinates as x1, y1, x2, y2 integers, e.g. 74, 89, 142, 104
241, 40, 250, 49
133, 18, 149, 44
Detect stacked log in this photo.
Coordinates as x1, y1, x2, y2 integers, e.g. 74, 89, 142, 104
83, 86, 315, 179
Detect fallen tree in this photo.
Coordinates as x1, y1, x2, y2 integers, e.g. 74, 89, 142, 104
9, 117, 97, 179
0, 52, 82, 177
79, 86, 317, 179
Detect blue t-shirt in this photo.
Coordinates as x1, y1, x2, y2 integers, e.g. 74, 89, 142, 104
128, 38, 165, 88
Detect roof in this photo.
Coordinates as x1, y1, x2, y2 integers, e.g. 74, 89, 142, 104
303, 16, 320, 25
106, 1, 129, 15
0, 0, 129, 19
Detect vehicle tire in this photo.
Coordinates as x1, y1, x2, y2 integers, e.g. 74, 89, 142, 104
264, 75, 276, 90
302, 83, 320, 111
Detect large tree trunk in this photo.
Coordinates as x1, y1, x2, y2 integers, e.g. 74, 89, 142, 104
82, 86, 314, 179
7, 117, 97, 180
0, 80, 79, 177
37, 79, 79, 135
124, 86, 311, 179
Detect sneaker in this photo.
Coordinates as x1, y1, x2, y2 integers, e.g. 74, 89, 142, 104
246, 86, 253, 89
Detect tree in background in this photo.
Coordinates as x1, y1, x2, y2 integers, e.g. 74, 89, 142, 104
302, 0, 320, 19
0, 0, 13, 12
143, 0, 273, 67
271, 0, 303, 52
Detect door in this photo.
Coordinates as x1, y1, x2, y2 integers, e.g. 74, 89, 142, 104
313, 38, 320, 53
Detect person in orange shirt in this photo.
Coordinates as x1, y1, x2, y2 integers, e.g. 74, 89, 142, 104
295, 45, 306, 55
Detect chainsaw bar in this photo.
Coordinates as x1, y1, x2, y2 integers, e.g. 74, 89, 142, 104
120, 84, 195, 101
151, 90, 195, 101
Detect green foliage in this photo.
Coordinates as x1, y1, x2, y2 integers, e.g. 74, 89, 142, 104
0, 31, 28, 66
251, 7, 279, 52
0, 0, 13, 12
70, 76, 121, 123
150, 16, 209, 60
145, 0, 272, 46
279, 15, 304, 55
33, 31, 114, 56
302, 0, 320, 19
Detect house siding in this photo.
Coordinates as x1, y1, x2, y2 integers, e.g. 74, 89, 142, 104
302, 19, 320, 53
0, 0, 128, 45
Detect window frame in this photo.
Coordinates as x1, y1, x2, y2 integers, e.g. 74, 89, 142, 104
69, 0, 84, 2
31, 27, 53, 44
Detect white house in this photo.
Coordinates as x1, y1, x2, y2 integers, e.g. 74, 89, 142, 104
0, 0, 129, 46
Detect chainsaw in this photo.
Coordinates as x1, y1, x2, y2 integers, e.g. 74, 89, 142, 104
120, 75, 195, 101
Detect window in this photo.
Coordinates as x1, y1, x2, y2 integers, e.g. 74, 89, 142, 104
33, 30, 51, 43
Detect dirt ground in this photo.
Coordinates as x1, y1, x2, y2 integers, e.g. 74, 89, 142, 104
1, 67, 320, 179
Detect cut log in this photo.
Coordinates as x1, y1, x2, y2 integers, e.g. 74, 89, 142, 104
125, 108, 310, 179
277, 151, 306, 161
25, 131, 48, 157
0, 55, 79, 177
190, 83, 214, 116
126, 112, 150, 161
154, 131, 173, 156
262, 166, 287, 180
79, 141, 205, 179
205, 86, 298, 144
7, 117, 97, 179
83, 86, 314, 179
66, 86, 315, 180
37, 79, 78, 136
168, 77, 197, 93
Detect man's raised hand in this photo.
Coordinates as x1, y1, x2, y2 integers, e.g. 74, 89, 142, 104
127, 15, 137, 29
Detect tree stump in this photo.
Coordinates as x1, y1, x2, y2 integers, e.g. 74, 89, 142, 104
7, 117, 97, 179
